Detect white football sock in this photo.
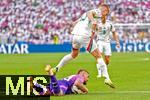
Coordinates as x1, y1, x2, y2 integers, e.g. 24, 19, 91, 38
97, 58, 110, 80
56, 54, 74, 70
96, 64, 102, 77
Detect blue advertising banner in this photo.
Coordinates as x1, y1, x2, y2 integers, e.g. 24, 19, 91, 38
0, 42, 150, 54
111, 42, 150, 52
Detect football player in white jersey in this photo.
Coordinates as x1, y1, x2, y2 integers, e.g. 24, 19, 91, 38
50, 4, 115, 88
96, 8, 120, 78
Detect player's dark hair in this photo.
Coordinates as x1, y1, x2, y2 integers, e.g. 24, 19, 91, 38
77, 69, 89, 74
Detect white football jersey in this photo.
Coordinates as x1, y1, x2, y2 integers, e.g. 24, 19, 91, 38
72, 9, 102, 37
97, 20, 115, 42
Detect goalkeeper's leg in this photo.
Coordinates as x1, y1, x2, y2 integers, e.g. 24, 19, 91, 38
45, 65, 64, 95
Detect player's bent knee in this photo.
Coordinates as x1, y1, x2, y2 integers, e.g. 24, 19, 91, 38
91, 48, 102, 59
71, 49, 79, 58
91, 51, 102, 59
105, 56, 110, 65
105, 60, 109, 65
72, 53, 78, 58
95, 55, 101, 59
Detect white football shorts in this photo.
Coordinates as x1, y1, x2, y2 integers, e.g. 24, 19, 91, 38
72, 35, 97, 53
97, 40, 112, 56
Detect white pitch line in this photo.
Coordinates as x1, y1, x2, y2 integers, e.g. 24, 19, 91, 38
112, 58, 150, 62
90, 91, 150, 94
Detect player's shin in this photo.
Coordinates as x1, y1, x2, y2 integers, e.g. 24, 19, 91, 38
96, 64, 102, 78
55, 54, 74, 71
97, 58, 115, 88
97, 58, 110, 80
105, 56, 110, 66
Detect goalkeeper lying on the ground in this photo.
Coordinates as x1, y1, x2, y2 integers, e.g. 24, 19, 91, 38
32, 65, 89, 96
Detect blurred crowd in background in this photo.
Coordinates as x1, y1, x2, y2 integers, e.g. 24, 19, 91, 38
0, 0, 150, 44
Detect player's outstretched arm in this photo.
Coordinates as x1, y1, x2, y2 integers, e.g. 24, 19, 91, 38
74, 79, 88, 93
71, 19, 79, 27
87, 11, 97, 31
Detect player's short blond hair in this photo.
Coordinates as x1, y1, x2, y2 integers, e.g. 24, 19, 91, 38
99, 4, 110, 14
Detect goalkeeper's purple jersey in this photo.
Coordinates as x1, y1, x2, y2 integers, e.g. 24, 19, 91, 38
48, 74, 84, 94
63, 74, 84, 87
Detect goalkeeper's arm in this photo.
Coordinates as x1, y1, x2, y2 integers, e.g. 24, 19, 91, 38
74, 79, 88, 93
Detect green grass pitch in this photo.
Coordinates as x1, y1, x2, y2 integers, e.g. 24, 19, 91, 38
0, 52, 150, 100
